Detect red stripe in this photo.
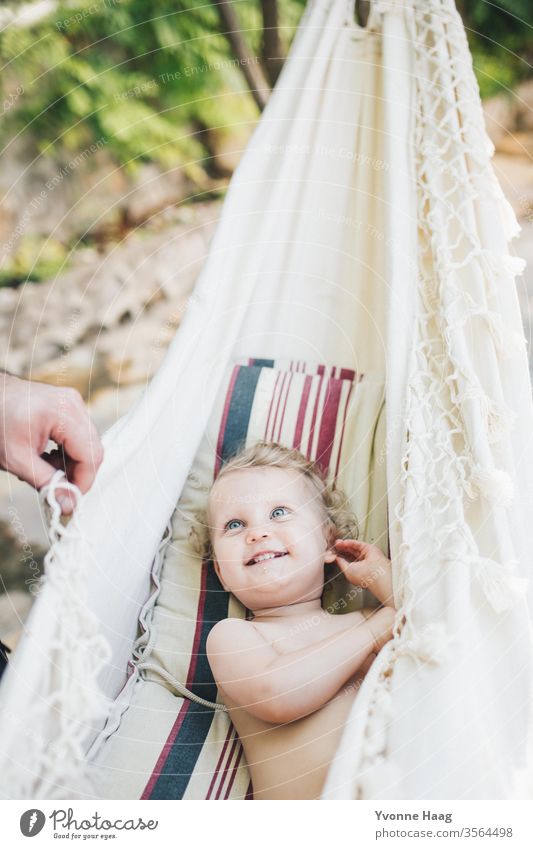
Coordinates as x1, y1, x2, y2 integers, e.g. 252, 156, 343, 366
264, 372, 281, 440
334, 380, 355, 480
224, 743, 244, 799
307, 375, 324, 459
276, 371, 293, 442
315, 379, 343, 476
293, 375, 312, 451
245, 779, 254, 800
141, 699, 190, 799
206, 724, 234, 799
215, 365, 239, 477
215, 735, 239, 799
271, 371, 288, 441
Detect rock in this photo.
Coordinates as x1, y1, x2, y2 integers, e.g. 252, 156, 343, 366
0, 201, 221, 379
30, 349, 110, 400
122, 163, 192, 227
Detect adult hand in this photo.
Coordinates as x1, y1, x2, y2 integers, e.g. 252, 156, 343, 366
0, 372, 104, 514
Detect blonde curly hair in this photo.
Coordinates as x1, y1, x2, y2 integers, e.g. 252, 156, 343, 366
195, 441, 359, 561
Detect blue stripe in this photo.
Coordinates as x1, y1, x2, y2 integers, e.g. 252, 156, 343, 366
219, 366, 262, 466
148, 564, 229, 799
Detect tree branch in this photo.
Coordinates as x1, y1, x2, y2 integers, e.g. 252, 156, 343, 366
260, 0, 284, 86
211, 0, 270, 111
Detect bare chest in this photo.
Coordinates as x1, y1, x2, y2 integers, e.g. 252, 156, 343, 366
226, 681, 360, 800
251, 611, 364, 654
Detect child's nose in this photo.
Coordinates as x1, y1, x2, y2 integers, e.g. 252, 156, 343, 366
246, 526, 270, 543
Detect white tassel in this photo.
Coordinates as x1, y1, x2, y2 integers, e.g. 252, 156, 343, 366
483, 397, 517, 445
473, 557, 529, 614
396, 622, 452, 666
469, 466, 514, 506
485, 252, 526, 279
483, 311, 517, 360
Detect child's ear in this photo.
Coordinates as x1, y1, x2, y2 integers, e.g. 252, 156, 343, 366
324, 549, 337, 564
324, 524, 337, 563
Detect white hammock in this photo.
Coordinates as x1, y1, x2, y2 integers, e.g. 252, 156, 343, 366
1, 0, 532, 799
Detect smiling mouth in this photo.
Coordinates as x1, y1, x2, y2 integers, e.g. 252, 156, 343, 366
245, 550, 288, 566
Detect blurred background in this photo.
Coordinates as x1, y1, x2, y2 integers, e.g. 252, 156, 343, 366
0, 0, 532, 642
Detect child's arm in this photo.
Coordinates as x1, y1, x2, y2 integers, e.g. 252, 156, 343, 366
206, 608, 394, 725
334, 539, 394, 607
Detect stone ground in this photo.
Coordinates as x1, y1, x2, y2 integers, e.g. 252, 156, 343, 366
0, 150, 532, 645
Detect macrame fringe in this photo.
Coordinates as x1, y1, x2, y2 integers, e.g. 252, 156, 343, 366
3, 472, 113, 798
353, 0, 528, 800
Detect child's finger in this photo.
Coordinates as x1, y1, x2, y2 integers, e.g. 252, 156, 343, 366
335, 554, 366, 580
335, 540, 366, 561
335, 554, 350, 572
335, 539, 365, 551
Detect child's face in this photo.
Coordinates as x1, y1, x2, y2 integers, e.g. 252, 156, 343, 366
208, 466, 336, 611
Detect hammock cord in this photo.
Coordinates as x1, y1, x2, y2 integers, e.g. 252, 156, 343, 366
136, 662, 227, 712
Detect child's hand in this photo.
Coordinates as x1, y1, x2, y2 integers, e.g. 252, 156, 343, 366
334, 539, 394, 607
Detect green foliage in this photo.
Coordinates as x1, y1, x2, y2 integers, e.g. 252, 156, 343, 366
4, 1, 530, 168
0, 0, 309, 176
461, 0, 533, 98
0, 235, 68, 287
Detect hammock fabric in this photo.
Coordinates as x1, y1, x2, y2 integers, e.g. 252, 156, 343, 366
1, 0, 532, 799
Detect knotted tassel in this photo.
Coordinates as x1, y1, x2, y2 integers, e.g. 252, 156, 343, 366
472, 557, 528, 614
468, 465, 514, 506
396, 622, 452, 666
470, 392, 517, 445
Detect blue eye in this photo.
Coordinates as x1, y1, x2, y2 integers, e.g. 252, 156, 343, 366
225, 519, 244, 531
271, 506, 289, 519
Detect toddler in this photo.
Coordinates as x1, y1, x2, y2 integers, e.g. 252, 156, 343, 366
205, 442, 395, 800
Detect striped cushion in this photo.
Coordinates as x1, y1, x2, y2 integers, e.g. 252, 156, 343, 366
92, 360, 387, 799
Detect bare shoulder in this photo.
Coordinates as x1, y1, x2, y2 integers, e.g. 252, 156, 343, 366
206, 617, 258, 655
206, 618, 277, 695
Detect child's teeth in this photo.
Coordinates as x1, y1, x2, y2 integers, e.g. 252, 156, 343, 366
252, 551, 285, 564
